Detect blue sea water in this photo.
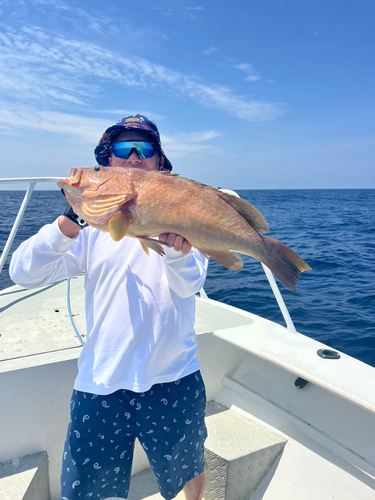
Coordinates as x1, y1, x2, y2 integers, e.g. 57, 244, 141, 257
1, 189, 374, 367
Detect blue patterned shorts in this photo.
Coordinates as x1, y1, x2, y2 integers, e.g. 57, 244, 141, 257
60, 371, 207, 499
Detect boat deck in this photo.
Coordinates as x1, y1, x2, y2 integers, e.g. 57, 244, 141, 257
1, 277, 375, 499
0, 278, 84, 365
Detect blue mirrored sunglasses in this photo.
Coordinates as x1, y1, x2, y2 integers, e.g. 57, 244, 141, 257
109, 141, 157, 160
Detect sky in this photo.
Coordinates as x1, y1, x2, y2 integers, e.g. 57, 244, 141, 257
0, 0, 374, 190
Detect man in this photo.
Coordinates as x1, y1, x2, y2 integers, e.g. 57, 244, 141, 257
10, 115, 208, 500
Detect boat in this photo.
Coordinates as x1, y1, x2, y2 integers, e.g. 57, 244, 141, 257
0, 176, 374, 500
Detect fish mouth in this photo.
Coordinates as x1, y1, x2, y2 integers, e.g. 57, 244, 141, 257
57, 179, 82, 198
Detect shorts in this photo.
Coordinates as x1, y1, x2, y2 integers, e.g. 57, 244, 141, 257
60, 370, 207, 499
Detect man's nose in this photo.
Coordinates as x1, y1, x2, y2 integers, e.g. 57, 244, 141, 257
126, 149, 141, 161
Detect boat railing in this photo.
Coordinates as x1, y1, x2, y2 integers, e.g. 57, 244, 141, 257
0, 177, 297, 333
0, 177, 64, 276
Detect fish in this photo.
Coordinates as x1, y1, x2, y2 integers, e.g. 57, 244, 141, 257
58, 166, 311, 292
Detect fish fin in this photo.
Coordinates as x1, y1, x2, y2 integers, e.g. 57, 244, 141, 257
154, 171, 181, 177
140, 241, 149, 256
197, 249, 210, 259
202, 249, 243, 271
154, 171, 269, 234
81, 195, 131, 218
137, 237, 166, 257
138, 237, 170, 247
137, 236, 170, 247
216, 192, 269, 233
260, 236, 311, 292
108, 211, 131, 242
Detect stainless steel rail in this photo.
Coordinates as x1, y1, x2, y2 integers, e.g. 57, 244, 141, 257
261, 262, 296, 333
217, 188, 297, 332
0, 177, 64, 274
0, 177, 297, 332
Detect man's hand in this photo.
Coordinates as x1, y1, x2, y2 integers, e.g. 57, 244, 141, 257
63, 203, 88, 228
58, 216, 82, 238
58, 201, 88, 238
159, 233, 191, 254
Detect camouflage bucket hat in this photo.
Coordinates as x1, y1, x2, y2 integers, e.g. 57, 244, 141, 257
94, 114, 173, 171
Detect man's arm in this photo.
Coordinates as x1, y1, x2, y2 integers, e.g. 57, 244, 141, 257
159, 233, 208, 298
10, 218, 85, 289
58, 216, 82, 238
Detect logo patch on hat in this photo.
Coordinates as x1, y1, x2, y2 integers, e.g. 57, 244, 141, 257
124, 117, 142, 123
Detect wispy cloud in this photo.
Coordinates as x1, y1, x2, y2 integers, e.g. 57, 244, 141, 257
184, 6, 204, 20
169, 131, 221, 142
190, 84, 282, 121
29, 0, 115, 33
0, 103, 109, 142
5, 0, 168, 45
202, 46, 218, 55
162, 130, 221, 159
233, 63, 262, 82
153, 6, 173, 16
0, 102, 222, 159
0, 25, 283, 122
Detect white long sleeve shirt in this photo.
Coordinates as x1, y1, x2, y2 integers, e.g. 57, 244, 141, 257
10, 220, 208, 395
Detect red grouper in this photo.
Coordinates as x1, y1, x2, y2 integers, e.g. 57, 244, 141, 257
58, 167, 311, 292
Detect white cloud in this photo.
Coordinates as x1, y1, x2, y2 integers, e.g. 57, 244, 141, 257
202, 47, 218, 55
234, 63, 254, 72
0, 26, 283, 123
29, 0, 114, 33
245, 75, 262, 82
168, 131, 221, 142
190, 83, 283, 121
233, 62, 262, 82
0, 104, 109, 143
162, 130, 222, 157
0, 102, 222, 160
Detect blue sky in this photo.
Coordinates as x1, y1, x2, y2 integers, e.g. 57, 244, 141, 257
0, 0, 374, 189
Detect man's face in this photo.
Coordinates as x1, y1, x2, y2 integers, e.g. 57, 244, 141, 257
108, 130, 163, 172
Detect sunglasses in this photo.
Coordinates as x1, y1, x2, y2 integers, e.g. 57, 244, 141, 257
109, 141, 158, 160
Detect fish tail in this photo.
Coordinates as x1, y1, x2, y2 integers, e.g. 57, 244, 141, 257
260, 236, 311, 292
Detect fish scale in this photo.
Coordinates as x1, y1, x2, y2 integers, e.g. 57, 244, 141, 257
58, 167, 310, 292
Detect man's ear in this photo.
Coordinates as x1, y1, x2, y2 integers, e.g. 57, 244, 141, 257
159, 155, 165, 171
108, 156, 112, 166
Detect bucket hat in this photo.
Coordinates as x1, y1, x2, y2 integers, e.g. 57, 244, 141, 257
94, 114, 173, 171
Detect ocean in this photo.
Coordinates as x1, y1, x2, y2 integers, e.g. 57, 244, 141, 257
1, 189, 374, 367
